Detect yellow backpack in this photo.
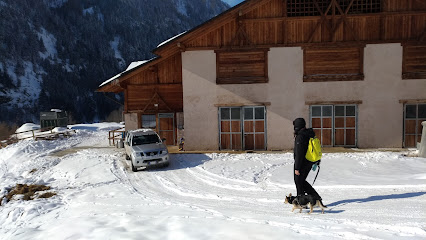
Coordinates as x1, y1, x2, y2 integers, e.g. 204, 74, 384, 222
305, 137, 322, 162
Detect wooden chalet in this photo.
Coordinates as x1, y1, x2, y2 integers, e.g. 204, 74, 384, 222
98, 56, 184, 145
98, 0, 426, 150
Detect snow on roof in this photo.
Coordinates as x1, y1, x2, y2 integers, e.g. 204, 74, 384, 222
125, 61, 148, 71
50, 109, 62, 112
157, 31, 187, 48
99, 58, 156, 87
99, 73, 121, 87
129, 128, 157, 135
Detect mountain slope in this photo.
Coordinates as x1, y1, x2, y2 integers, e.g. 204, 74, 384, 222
0, 0, 230, 125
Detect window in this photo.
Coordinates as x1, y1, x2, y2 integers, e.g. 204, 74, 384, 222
404, 104, 426, 147
304, 47, 364, 82
402, 45, 426, 79
310, 105, 357, 147
311, 105, 333, 146
219, 107, 242, 150
334, 105, 357, 146
215, 49, 269, 84
142, 115, 156, 129
287, 0, 381, 17
132, 134, 161, 146
243, 107, 266, 150
219, 106, 266, 150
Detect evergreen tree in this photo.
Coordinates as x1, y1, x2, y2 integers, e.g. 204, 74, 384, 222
0, 0, 230, 125
1, 71, 15, 88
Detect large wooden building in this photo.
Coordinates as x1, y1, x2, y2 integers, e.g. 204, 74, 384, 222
98, 0, 426, 150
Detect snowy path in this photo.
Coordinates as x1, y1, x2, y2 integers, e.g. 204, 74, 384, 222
0, 126, 425, 239
118, 154, 426, 240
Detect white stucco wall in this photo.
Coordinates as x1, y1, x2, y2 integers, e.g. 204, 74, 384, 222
182, 44, 426, 150
124, 113, 138, 131
182, 51, 219, 150
360, 44, 403, 148
360, 44, 426, 147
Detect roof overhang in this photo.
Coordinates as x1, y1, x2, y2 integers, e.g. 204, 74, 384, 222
152, 0, 256, 56
97, 57, 158, 93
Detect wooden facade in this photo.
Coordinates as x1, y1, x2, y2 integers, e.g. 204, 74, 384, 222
215, 48, 269, 84
154, 0, 426, 57
99, 0, 426, 148
402, 44, 426, 79
98, 54, 183, 145
303, 46, 364, 81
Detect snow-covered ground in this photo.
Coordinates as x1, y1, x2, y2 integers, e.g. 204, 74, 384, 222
0, 123, 425, 240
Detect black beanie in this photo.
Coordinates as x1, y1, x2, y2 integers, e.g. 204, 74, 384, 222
293, 118, 306, 134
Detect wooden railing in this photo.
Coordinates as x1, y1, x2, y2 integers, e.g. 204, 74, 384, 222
0, 126, 76, 149
0, 136, 18, 148
108, 127, 125, 146
13, 126, 55, 140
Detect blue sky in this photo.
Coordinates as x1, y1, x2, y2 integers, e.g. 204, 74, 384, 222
223, 0, 245, 7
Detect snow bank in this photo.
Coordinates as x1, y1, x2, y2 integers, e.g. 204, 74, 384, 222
51, 127, 68, 133
15, 123, 40, 133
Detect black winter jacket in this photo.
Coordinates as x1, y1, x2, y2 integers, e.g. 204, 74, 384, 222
293, 128, 315, 171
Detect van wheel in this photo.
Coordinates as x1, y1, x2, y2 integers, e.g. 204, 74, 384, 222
131, 161, 137, 172
162, 162, 169, 168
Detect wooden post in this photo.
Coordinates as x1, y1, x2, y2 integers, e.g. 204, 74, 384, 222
109, 131, 111, 146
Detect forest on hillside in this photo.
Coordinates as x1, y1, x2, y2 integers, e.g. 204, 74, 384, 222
0, 0, 229, 138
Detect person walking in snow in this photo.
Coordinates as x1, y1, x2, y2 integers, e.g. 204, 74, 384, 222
293, 118, 322, 199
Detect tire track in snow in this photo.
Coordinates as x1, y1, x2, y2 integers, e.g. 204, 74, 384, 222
120, 154, 426, 239
123, 156, 291, 221
186, 166, 261, 191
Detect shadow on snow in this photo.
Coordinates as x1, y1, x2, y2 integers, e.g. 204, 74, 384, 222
143, 153, 212, 172
327, 191, 426, 209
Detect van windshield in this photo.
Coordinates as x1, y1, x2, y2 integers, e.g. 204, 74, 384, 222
132, 134, 161, 146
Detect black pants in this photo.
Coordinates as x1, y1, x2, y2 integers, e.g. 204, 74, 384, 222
294, 162, 320, 198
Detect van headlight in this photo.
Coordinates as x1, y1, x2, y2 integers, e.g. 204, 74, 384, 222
132, 152, 142, 159
161, 149, 168, 155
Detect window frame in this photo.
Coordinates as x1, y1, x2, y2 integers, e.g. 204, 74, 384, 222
219, 107, 243, 150
141, 114, 157, 129
218, 106, 267, 150
242, 106, 267, 151
403, 103, 426, 148
286, 0, 382, 17
310, 104, 358, 147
